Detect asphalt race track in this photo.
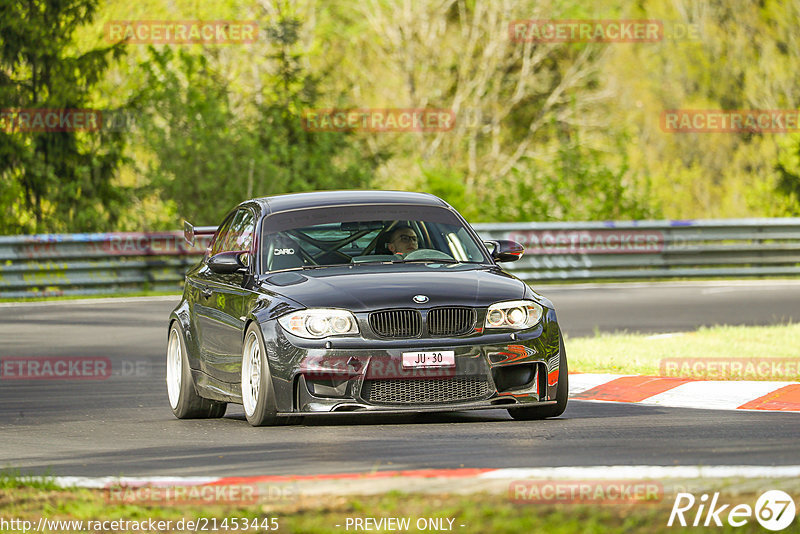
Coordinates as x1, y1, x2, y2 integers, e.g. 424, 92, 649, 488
1, 280, 798, 477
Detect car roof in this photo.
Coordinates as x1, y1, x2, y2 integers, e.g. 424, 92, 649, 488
248, 190, 449, 215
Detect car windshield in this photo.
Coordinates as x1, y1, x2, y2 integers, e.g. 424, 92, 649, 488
260, 205, 490, 272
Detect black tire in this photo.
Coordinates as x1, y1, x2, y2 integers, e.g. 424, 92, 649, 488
166, 322, 227, 419
241, 323, 284, 426
508, 335, 568, 420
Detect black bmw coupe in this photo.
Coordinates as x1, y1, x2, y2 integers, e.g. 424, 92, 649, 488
167, 190, 567, 426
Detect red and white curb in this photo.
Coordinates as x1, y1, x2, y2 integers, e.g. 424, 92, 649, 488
48, 465, 800, 491
570, 373, 800, 412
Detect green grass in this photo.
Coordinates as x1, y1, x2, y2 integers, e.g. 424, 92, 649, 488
0, 470, 60, 491
0, 486, 789, 534
566, 323, 800, 379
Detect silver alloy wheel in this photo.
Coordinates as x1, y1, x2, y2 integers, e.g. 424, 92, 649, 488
166, 327, 182, 409
242, 330, 262, 417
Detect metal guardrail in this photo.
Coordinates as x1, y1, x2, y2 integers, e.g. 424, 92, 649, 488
477, 218, 800, 281
0, 232, 210, 299
1, 218, 799, 298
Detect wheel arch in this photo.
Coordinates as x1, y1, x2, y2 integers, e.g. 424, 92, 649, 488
168, 305, 201, 370
242, 315, 297, 413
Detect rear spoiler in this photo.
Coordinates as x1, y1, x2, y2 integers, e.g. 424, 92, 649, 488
184, 221, 218, 247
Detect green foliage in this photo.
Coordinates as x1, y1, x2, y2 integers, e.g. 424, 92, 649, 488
0, 469, 59, 490
137, 9, 378, 226
0, 0, 130, 233
483, 135, 654, 222
776, 134, 800, 215
416, 167, 474, 219
137, 47, 258, 224
3, 0, 800, 233
615, 0, 800, 218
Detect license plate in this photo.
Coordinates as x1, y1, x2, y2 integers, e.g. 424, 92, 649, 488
402, 350, 455, 369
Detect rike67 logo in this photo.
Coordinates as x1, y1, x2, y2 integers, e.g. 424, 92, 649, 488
668, 490, 796, 531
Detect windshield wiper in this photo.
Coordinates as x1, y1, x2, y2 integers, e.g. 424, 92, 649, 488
301, 263, 350, 269
351, 260, 395, 265
400, 258, 461, 264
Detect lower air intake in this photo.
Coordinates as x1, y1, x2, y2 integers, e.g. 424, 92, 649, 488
361, 376, 492, 405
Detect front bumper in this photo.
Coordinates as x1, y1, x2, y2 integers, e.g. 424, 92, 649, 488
263, 320, 563, 415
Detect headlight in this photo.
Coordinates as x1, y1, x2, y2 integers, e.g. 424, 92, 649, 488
278, 309, 359, 339
484, 300, 543, 330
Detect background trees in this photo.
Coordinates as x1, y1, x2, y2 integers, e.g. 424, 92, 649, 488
0, 0, 128, 233
136, 6, 376, 224
1, 0, 798, 232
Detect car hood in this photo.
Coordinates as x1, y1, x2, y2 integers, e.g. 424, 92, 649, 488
260, 264, 528, 311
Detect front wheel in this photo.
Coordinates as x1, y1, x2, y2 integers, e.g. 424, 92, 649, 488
166, 322, 227, 419
508, 335, 568, 421
241, 324, 282, 426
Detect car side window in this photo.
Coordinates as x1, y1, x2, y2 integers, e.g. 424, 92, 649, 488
223, 209, 255, 252
209, 213, 237, 256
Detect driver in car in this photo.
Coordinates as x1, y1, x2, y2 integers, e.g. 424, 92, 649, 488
386, 225, 419, 256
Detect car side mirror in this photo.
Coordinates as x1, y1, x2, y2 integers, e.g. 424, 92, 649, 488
208, 251, 248, 274
486, 240, 524, 262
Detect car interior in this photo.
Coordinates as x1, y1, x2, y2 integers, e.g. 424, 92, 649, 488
261, 220, 485, 272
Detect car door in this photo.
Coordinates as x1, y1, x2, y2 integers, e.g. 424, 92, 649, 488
190, 211, 236, 377
200, 208, 257, 384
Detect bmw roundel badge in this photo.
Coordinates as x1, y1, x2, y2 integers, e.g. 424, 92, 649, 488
413, 295, 429, 304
